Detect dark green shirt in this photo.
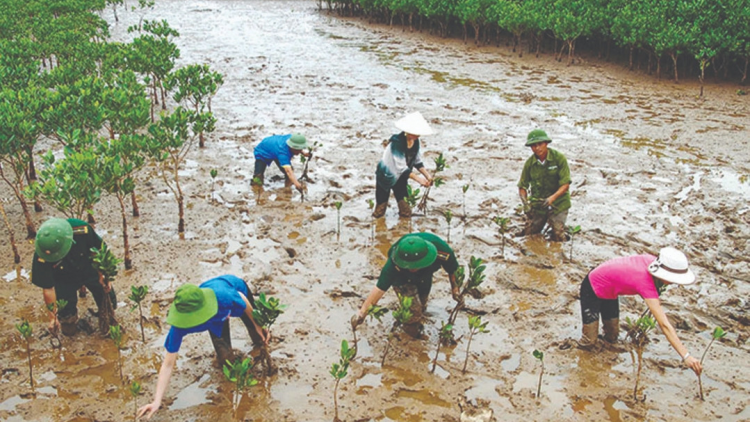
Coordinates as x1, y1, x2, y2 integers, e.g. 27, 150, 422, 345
376, 233, 459, 291
517, 148, 571, 214
31, 219, 103, 289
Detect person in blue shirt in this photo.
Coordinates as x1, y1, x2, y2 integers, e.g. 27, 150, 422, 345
252, 133, 311, 193
137, 275, 268, 419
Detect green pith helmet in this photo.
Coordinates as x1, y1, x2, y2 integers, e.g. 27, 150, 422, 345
391, 235, 438, 270
35, 218, 74, 262
166, 284, 219, 329
286, 133, 309, 150
525, 129, 552, 146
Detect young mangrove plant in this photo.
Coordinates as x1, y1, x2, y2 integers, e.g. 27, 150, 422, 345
252, 293, 287, 375
381, 294, 413, 366
45, 299, 68, 348
334, 201, 343, 237
416, 153, 447, 214
431, 321, 454, 374
443, 210, 453, 243
91, 244, 122, 335
164, 63, 224, 148
566, 225, 581, 261
330, 339, 356, 422
698, 326, 727, 400
461, 184, 470, 221
448, 257, 487, 325
491, 216, 510, 258
223, 357, 258, 414
533, 349, 544, 399
16, 319, 34, 391
210, 168, 218, 202
129, 380, 141, 422
625, 315, 656, 401
109, 324, 125, 382
462, 315, 490, 373
299, 141, 319, 182
405, 185, 421, 209
128, 286, 149, 342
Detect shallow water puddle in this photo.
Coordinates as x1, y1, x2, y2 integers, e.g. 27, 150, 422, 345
169, 373, 214, 411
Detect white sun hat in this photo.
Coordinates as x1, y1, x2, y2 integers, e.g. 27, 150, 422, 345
394, 111, 434, 136
648, 247, 696, 285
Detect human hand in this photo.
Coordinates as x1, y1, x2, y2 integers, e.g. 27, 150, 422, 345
262, 328, 270, 345
451, 287, 461, 302
419, 177, 431, 188
350, 314, 364, 330
48, 316, 60, 333
137, 402, 161, 420
296, 182, 307, 194
684, 355, 702, 375
543, 196, 554, 208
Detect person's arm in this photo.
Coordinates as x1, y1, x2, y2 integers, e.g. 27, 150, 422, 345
409, 172, 431, 187
518, 187, 528, 204
238, 292, 268, 344
644, 298, 702, 375
543, 183, 570, 207
448, 272, 460, 301
353, 287, 386, 325
283, 166, 305, 192
137, 351, 178, 419
42, 287, 59, 331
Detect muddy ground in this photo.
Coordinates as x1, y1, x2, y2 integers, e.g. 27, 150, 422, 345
1, 1, 749, 421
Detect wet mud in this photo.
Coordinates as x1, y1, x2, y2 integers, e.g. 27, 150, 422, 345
1, 1, 749, 421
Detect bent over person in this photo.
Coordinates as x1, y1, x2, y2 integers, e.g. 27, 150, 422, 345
32, 218, 117, 336
252, 133, 311, 193
517, 129, 571, 241
352, 232, 460, 334
137, 275, 268, 419
578, 247, 702, 376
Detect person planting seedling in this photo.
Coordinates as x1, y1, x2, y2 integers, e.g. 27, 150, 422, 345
577, 247, 702, 385
416, 152, 447, 214
626, 315, 656, 401
137, 275, 268, 420
128, 286, 149, 342
252, 292, 287, 375
31, 218, 118, 337
16, 319, 34, 391
351, 232, 460, 338
372, 111, 434, 219
92, 244, 122, 335
223, 357, 258, 415
698, 327, 727, 400
251, 133, 311, 194
532, 350, 544, 399
431, 321, 454, 373
462, 315, 489, 373
330, 340, 355, 422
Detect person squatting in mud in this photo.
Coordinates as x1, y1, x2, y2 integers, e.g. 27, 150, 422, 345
578, 247, 702, 376
517, 129, 571, 241
351, 232, 460, 336
251, 133, 311, 194
31, 217, 117, 336
372, 111, 435, 219
137, 275, 268, 419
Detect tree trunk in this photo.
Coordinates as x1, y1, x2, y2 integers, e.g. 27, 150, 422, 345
670, 52, 679, 83
629, 46, 634, 70
131, 191, 140, 217
0, 201, 21, 266
25, 148, 43, 212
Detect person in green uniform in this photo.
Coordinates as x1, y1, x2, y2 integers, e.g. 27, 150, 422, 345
31, 218, 116, 336
517, 129, 571, 241
351, 232, 460, 333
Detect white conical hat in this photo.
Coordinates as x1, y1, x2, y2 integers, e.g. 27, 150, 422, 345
394, 112, 434, 136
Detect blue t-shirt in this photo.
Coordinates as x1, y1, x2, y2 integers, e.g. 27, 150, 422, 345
164, 275, 250, 353
253, 134, 293, 167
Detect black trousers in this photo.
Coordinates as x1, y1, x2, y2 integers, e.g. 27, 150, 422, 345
376, 172, 410, 204
580, 274, 619, 325
56, 277, 117, 318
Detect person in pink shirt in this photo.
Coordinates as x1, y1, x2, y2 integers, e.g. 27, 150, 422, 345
578, 247, 702, 376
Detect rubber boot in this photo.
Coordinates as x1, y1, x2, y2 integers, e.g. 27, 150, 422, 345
603, 318, 620, 343
211, 335, 235, 367
577, 321, 599, 350
372, 202, 387, 218
397, 200, 412, 218
60, 312, 79, 337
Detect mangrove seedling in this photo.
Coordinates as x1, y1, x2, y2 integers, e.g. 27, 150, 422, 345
448, 257, 486, 325
533, 350, 544, 399
416, 153, 448, 214
129, 381, 141, 421
252, 293, 287, 375
330, 339, 356, 422
461, 184, 470, 220
462, 316, 490, 373
405, 185, 421, 209
443, 210, 453, 243
45, 299, 68, 348
431, 321, 454, 374
109, 325, 125, 382
334, 201, 343, 237
299, 141, 319, 182
626, 315, 656, 401
16, 319, 34, 390
491, 216, 510, 258
698, 326, 727, 400
92, 244, 122, 335
223, 357, 258, 413
566, 225, 581, 261
381, 294, 413, 366
128, 286, 149, 342
209, 168, 218, 202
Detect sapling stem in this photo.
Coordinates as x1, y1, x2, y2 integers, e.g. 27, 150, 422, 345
566, 225, 581, 261
698, 327, 726, 400
533, 350, 544, 398
462, 316, 489, 373
223, 357, 258, 414
330, 339, 355, 422
626, 315, 656, 401
461, 184, 470, 221
128, 286, 149, 342
492, 217, 510, 258
15, 319, 33, 391
443, 210, 453, 243
109, 325, 124, 382
334, 201, 343, 238
209, 168, 218, 203
431, 321, 453, 373
129, 381, 141, 422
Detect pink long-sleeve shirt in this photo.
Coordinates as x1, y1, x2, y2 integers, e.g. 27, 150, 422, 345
589, 254, 659, 300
